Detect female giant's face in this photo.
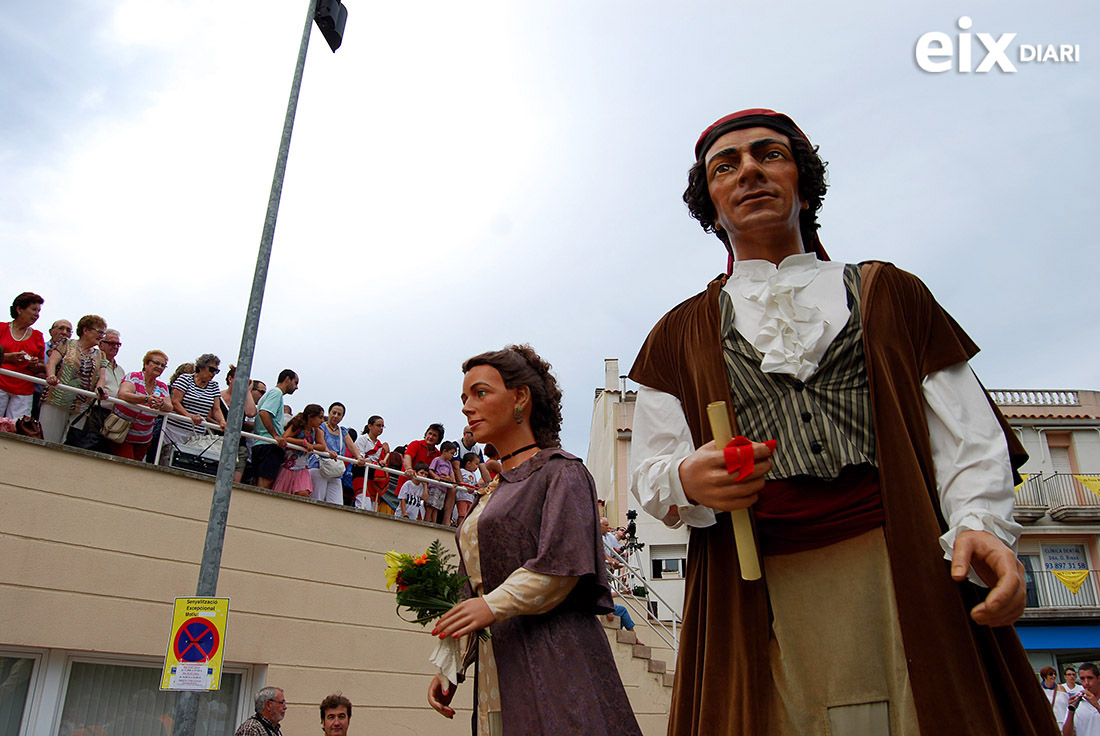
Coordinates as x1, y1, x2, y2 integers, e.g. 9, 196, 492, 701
329, 405, 345, 424
461, 364, 520, 446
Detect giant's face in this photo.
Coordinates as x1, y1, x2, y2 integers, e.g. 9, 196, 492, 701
704, 126, 806, 245
461, 365, 519, 447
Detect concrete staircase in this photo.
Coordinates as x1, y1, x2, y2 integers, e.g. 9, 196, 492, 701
602, 612, 675, 735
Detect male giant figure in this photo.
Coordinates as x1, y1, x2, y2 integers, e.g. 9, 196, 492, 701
628, 110, 1053, 735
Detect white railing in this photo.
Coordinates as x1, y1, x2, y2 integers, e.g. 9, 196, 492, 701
989, 389, 1080, 406
606, 545, 681, 650
0, 368, 470, 490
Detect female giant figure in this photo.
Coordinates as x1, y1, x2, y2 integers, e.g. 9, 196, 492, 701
427, 345, 640, 736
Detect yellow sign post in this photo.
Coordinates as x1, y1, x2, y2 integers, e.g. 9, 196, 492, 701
160, 597, 230, 691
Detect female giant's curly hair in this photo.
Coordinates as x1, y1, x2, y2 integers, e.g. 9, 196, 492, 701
462, 344, 563, 449
683, 136, 828, 250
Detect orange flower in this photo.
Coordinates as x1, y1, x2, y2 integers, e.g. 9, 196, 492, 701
414, 554, 429, 566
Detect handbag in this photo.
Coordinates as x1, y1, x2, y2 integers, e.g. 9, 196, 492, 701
319, 456, 346, 479
180, 430, 223, 458
15, 416, 43, 439
101, 412, 133, 443
65, 401, 106, 451
84, 403, 111, 435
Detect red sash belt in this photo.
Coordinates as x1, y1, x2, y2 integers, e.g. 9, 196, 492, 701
753, 465, 883, 556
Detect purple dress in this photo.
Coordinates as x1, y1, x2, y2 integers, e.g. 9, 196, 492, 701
459, 448, 641, 735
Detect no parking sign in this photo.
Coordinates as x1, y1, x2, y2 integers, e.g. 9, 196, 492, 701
160, 597, 230, 691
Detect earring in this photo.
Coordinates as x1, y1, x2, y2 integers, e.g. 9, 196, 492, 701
514, 405, 524, 424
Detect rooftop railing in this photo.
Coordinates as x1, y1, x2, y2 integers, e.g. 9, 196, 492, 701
990, 389, 1080, 406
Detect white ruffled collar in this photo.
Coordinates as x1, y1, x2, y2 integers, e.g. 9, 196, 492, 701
729, 253, 828, 381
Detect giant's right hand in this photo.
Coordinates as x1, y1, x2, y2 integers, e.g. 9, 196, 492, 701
677, 439, 774, 511
427, 674, 456, 718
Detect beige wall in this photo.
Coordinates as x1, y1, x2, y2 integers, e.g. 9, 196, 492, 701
1, 434, 672, 736
0, 434, 472, 735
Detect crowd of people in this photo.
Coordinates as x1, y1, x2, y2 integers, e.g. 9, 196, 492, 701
0, 291, 500, 524
1041, 663, 1100, 733
9, 310, 642, 729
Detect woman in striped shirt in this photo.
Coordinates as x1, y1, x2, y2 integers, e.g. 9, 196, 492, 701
159, 353, 226, 463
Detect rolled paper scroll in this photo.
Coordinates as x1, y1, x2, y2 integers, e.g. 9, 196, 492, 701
707, 401, 763, 581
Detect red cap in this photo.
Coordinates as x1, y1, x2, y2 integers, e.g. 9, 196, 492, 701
695, 108, 810, 161
697, 109, 829, 265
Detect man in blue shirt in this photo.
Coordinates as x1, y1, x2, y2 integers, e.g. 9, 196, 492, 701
252, 369, 298, 489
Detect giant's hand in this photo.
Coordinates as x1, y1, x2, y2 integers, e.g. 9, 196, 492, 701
433, 598, 496, 640
951, 529, 1026, 626
426, 674, 457, 719
677, 439, 774, 511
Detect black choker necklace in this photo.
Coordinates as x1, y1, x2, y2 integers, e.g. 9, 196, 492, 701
499, 443, 539, 463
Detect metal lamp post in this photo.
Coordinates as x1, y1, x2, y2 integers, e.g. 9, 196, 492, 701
171, 1, 346, 734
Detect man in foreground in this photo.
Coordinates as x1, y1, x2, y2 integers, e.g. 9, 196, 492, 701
628, 109, 1052, 735
235, 686, 287, 736
320, 693, 352, 736
1064, 663, 1100, 735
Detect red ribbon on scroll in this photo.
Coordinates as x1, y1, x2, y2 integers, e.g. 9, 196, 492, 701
723, 437, 778, 481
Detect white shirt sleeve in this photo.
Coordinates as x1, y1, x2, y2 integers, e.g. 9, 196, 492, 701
923, 362, 1022, 587
628, 385, 717, 528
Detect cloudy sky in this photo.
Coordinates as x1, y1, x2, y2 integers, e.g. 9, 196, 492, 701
3, 0, 1097, 457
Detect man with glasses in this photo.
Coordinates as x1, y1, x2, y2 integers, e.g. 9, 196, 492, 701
234, 686, 288, 736
238, 380, 269, 485
97, 329, 124, 411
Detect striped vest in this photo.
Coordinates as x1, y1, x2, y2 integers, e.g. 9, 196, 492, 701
720, 263, 876, 480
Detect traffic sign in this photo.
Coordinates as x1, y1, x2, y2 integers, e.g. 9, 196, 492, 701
160, 597, 230, 691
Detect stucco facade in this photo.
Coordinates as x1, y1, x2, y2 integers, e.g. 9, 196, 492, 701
1, 432, 672, 736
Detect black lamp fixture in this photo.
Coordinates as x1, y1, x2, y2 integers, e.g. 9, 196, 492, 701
315, 0, 348, 52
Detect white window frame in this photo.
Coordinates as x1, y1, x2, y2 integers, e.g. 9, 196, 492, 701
650, 544, 688, 580
1, 648, 253, 736
0, 646, 47, 736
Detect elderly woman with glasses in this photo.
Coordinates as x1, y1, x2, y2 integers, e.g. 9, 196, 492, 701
109, 350, 172, 460
40, 314, 107, 443
159, 353, 226, 463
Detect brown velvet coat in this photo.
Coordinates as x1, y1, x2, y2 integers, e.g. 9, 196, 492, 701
629, 262, 1055, 736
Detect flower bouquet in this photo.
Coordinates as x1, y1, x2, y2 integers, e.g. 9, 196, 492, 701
385, 540, 487, 685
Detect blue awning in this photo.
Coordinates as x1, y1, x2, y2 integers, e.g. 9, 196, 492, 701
1016, 625, 1100, 650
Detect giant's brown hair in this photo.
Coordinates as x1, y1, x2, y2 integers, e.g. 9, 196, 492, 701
462, 344, 562, 449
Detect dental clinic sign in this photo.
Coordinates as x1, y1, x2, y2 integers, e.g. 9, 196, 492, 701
916, 16, 1080, 73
